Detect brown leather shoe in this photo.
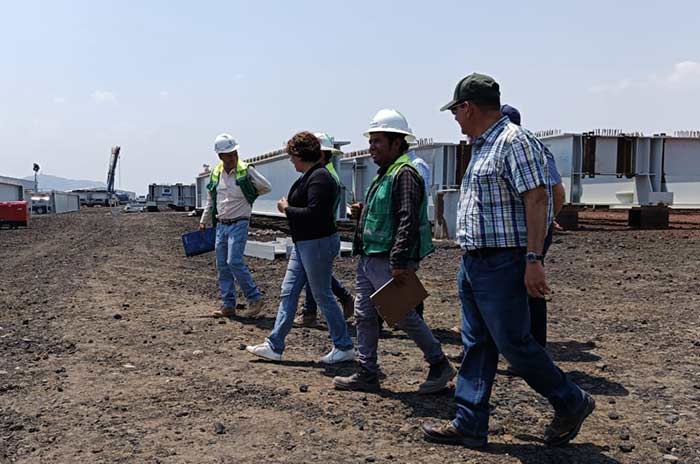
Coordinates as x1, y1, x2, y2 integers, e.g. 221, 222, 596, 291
212, 306, 236, 318
421, 422, 487, 448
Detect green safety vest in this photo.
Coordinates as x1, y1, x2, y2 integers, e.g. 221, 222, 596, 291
361, 154, 434, 259
325, 161, 341, 216
207, 160, 259, 226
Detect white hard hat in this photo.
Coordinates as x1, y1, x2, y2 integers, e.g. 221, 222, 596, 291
363, 109, 416, 143
214, 133, 240, 154
314, 132, 342, 155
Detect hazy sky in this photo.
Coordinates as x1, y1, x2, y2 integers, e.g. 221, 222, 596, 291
1, 0, 699, 194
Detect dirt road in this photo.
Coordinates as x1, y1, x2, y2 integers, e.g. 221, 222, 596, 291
1, 209, 699, 463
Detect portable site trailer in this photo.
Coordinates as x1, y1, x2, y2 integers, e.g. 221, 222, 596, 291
147, 183, 196, 211
0, 180, 25, 202
72, 189, 113, 207
51, 191, 80, 214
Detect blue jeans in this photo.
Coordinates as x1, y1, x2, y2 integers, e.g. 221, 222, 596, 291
302, 275, 352, 315
266, 234, 353, 354
215, 221, 262, 307
453, 248, 584, 438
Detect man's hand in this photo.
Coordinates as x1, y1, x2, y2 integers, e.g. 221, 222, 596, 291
350, 202, 363, 219
277, 197, 289, 214
524, 261, 550, 298
391, 267, 415, 286
198, 223, 206, 231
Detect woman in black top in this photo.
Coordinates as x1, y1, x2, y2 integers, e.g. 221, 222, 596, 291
246, 132, 354, 364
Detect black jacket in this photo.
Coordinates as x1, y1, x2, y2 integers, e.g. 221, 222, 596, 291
285, 163, 339, 242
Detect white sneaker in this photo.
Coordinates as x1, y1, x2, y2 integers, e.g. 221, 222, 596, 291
319, 347, 355, 364
246, 341, 282, 361
239, 299, 264, 318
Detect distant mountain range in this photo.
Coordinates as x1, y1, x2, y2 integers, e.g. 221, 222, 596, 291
22, 174, 105, 191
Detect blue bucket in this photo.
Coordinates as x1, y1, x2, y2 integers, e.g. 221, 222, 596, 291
181, 228, 216, 257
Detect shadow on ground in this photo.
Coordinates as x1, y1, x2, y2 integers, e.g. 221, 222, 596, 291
547, 340, 601, 362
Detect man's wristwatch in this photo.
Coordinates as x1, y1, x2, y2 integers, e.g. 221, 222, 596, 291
526, 251, 544, 264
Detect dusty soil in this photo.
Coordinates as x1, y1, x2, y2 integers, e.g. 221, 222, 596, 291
1, 208, 699, 464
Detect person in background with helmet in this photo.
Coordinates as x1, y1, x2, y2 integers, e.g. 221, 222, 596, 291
333, 109, 455, 394
246, 131, 354, 364
421, 73, 593, 448
406, 149, 431, 320
293, 132, 355, 328
200, 134, 272, 318
501, 104, 565, 348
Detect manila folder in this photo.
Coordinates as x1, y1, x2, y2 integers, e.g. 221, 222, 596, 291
369, 272, 428, 326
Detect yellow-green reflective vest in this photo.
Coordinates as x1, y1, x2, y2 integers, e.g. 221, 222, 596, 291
361, 154, 434, 259
207, 160, 259, 225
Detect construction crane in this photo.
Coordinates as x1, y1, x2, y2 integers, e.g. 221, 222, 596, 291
106, 146, 120, 206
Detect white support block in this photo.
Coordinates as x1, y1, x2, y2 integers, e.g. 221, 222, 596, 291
645, 192, 674, 206
244, 241, 281, 261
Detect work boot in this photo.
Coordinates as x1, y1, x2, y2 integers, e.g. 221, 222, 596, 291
418, 357, 456, 394
340, 295, 355, 320
239, 299, 264, 318
421, 421, 487, 448
544, 392, 596, 446
293, 311, 319, 328
212, 306, 236, 318
333, 367, 380, 393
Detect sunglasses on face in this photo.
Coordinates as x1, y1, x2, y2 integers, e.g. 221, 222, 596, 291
450, 102, 468, 115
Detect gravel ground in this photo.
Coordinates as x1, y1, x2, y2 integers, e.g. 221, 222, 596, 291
0, 208, 699, 463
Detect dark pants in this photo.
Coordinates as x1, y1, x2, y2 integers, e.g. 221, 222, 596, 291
453, 247, 583, 438
302, 275, 352, 316
528, 226, 553, 347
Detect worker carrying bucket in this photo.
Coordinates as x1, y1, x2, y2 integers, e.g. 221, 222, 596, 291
199, 133, 272, 319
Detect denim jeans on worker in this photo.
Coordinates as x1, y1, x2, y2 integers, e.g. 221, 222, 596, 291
302, 275, 352, 315
453, 247, 584, 438
529, 225, 554, 347
354, 255, 444, 374
215, 220, 261, 308
266, 234, 353, 354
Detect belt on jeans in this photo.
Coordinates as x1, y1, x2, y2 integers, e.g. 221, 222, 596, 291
218, 217, 248, 225
466, 246, 525, 258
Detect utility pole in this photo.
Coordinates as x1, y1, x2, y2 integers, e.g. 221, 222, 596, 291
33, 163, 40, 192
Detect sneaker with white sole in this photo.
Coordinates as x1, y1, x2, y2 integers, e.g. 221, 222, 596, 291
245, 341, 282, 361
319, 347, 355, 364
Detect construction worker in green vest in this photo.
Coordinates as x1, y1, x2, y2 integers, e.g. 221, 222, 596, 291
333, 109, 455, 394
199, 133, 272, 319
293, 132, 355, 327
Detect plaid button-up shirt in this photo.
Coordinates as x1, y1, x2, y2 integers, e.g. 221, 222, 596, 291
457, 116, 552, 250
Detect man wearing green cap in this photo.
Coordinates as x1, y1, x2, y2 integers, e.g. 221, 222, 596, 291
421, 73, 594, 448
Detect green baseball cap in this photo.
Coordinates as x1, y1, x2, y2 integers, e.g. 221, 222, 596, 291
440, 73, 501, 112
